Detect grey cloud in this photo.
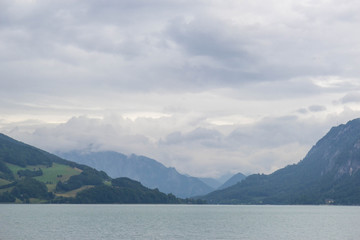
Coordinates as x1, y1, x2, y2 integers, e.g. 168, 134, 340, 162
341, 92, 360, 104
162, 127, 223, 148
297, 108, 308, 114
163, 131, 183, 145
308, 105, 326, 112
237, 78, 323, 100
187, 127, 222, 141
164, 17, 267, 86
11, 116, 153, 155
2, 0, 360, 96
0, 0, 164, 63
227, 115, 326, 149
294, 1, 360, 24
166, 17, 251, 60
160, 115, 333, 172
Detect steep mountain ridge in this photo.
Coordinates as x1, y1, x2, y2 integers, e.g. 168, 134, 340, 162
204, 118, 360, 204
303, 119, 360, 178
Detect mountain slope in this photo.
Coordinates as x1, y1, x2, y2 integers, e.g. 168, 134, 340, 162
0, 133, 193, 204
59, 151, 214, 198
198, 177, 222, 189
204, 118, 360, 204
217, 172, 246, 190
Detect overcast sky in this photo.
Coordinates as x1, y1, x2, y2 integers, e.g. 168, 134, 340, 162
1, 0, 360, 178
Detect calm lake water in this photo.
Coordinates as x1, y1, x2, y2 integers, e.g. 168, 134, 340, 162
1, 204, 359, 240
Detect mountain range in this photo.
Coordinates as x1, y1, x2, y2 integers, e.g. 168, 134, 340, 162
58, 151, 215, 198
203, 118, 360, 204
2, 118, 360, 204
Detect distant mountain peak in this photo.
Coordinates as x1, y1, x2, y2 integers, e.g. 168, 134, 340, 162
217, 172, 246, 190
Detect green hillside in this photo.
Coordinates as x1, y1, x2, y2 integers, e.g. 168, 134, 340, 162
0, 133, 202, 204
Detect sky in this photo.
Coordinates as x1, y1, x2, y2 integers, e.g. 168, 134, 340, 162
1, 0, 360, 178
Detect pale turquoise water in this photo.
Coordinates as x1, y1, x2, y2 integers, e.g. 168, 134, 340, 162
1, 204, 359, 240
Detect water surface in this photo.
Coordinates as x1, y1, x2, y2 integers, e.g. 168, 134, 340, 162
1, 204, 359, 240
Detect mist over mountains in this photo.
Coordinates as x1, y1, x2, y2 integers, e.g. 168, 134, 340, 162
59, 151, 217, 198
2, 118, 360, 204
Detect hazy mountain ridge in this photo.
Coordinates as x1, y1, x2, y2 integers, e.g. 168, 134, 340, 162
59, 151, 214, 198
217, 172, 247, 190
198, 177, 222, 189
204, 118, 360, 204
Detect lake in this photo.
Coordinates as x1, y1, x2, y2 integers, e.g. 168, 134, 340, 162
1, 204, 359, 240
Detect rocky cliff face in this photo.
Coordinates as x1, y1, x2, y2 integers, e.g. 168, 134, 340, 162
301, 118, 360, 179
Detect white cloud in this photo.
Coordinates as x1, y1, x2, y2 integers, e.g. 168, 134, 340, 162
4, 108, 360, 177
